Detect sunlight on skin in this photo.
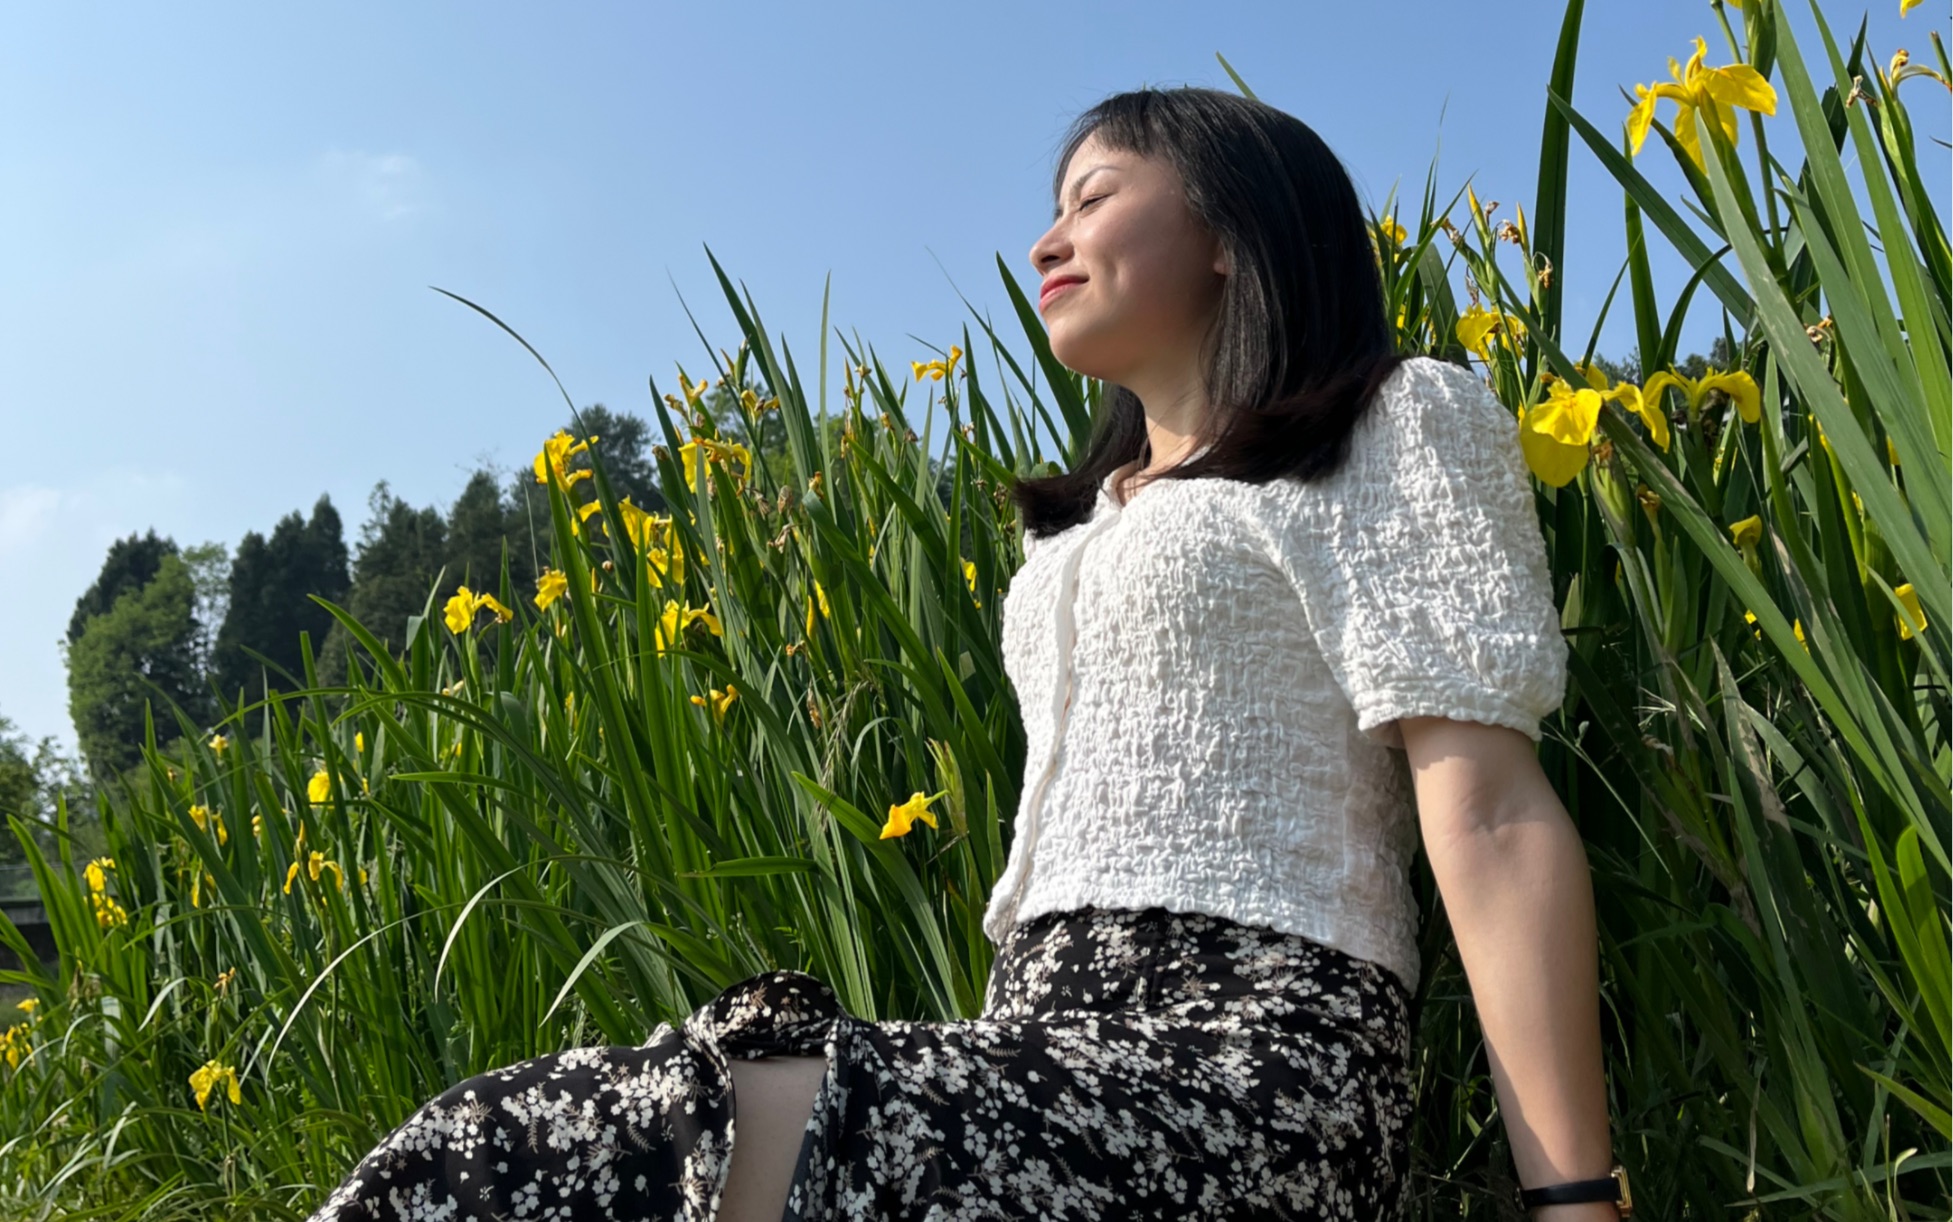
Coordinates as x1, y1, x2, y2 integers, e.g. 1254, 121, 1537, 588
1399, 716, 1617, 1219
1027, 129, 1230, 487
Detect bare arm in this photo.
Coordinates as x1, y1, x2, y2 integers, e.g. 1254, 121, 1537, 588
1398, 714, 1620, 1221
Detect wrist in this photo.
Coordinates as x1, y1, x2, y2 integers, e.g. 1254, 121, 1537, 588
1516, 1159, 1631, 1217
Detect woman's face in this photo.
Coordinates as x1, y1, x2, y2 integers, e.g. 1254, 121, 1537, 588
1028, 130, 1229, 388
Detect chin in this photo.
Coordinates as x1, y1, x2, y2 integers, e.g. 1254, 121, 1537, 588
1045, 326, 1123, 383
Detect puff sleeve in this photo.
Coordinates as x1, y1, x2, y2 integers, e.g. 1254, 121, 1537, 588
1270, 357, 1568, 750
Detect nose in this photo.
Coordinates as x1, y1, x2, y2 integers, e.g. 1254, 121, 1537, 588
1029, 218, 1069, 275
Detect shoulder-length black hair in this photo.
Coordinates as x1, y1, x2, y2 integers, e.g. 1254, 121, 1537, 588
1011, 85, 1411, 541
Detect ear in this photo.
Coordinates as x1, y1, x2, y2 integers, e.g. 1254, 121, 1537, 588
1211, 236, 1230, 277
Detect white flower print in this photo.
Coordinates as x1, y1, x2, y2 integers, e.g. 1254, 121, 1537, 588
305, 906, 1412, 1221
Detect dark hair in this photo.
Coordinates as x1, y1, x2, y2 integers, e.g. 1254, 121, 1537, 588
1011, 85, 1411, 541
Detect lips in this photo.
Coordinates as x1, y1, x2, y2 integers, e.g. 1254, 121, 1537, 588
1040, 276, 1084, 306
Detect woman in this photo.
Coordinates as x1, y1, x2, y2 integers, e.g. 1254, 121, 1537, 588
307, 86, 1628, 1221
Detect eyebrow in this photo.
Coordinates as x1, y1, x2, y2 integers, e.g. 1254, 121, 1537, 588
1053, 164, 1117, 221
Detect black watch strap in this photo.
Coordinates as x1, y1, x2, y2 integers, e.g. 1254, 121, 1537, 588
1516, 1162, 1631, 1214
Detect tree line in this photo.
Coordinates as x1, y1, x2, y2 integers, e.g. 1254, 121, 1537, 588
14, 338, 1714, 857
51, 391, 775, 790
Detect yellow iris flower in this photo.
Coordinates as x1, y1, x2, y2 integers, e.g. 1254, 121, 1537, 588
91, 892, 129, 929
1456, 303, 1527, 363
534, 567, 569, 611
607, 500, 689, 586
189, 1060, 241, 1111
1729, 514, 1764, 550
283, 851, 344, 895
443, 587, 478, 634
1746, 609, 1806, 650
1592, 382, 1671, 452
1517, 380, 1604, 488
1517, 363, 1680, 487
0, 1022, 31, 1069
911, 345, 964, 382
655, 599, 723, 654
1895, 583, 1927, 640
612, 497, 657, 550
880, 790, 945, 840
208, 733, 229, 756
1641, 367, 1761, 425
83, 851, 127, 929
1626, 36, 1778, 174
476, 593, 513, 623
1542, 364, 1670, 453
533, 430, 598, 489
188, 804, 228, 846
1, 1023, 29, 1070
444, 586, 515, 634
804, 581, 831, 638
676, 437, 754, 493
689, 684, 739, 724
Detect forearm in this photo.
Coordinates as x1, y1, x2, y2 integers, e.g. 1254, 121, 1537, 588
1425, 793, 1617, 1220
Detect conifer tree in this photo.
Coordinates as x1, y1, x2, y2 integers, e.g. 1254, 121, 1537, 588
66, 530, 176, 645
212, 495, 350, 701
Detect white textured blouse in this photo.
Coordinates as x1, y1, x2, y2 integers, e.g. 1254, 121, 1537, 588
982, 355, 1568, 992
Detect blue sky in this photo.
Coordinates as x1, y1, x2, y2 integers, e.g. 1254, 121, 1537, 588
1, 1, 1944, 751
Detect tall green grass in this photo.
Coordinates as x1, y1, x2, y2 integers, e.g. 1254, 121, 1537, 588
2, 1, 1946, 1216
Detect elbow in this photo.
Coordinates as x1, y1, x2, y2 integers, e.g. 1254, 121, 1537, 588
1401, 717, 1568, 849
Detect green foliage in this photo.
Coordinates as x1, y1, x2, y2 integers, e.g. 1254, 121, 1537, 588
64, 553, 212, 779
0, 720, 38, 838
444, 469, 529, 595
0, 722, 43, 880
0, 715, 89, 875
12, 5, 1950, 1217
65, 530, 175, 646
317, 482, 451, 679
212, 496, 350, 702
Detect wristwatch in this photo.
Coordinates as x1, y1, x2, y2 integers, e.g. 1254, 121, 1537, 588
1515, 1161, 1633, 1216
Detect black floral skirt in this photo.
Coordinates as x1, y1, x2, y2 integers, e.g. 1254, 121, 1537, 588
305, 905, 1415, 1220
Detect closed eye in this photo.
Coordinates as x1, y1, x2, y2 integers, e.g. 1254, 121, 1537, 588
1050, 192, 1110, 224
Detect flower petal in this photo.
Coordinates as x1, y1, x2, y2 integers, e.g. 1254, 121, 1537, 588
1703, 63, 1778, 115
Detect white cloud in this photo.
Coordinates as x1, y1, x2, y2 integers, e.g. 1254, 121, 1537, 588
312, 148, 432, 222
